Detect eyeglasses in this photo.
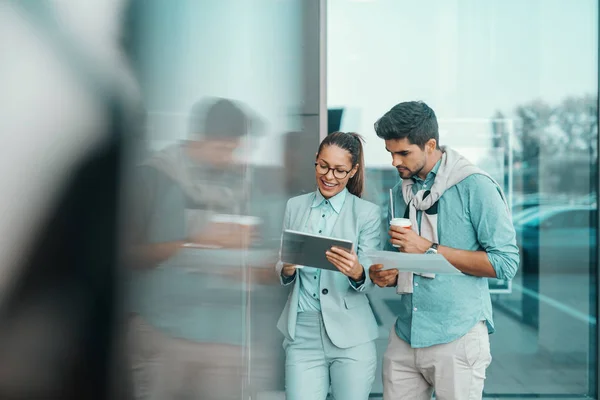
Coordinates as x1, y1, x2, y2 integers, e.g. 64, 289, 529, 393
315, 162, 352, 179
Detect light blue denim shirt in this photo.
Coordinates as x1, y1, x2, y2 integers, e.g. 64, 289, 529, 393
389, 160, 519, 348
297, 188, 347, 312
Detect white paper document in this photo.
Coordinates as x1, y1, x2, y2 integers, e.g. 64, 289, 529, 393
365, 250, 463, 275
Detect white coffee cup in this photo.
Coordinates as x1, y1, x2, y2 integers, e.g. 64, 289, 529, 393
390, 218, 412, 247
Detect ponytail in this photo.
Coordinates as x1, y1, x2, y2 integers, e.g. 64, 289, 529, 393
317, 131, 366, 197
346, 132, 365, 197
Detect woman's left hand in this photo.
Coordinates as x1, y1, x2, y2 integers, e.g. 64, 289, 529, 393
326, 247, 365, 281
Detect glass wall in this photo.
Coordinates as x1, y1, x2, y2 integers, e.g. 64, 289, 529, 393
328, 0, 598, 397
122, 0, 599, 397
124, 1, 314, 398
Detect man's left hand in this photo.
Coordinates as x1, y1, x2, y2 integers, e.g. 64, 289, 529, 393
389, 226, 432, 254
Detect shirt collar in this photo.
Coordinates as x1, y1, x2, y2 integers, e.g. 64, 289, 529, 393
312, 187, 347, 214
412, 159, 441, 185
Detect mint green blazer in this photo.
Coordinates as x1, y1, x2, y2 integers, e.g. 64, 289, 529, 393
276, 191, 381, 349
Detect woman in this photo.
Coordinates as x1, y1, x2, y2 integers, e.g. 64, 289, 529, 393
276, 131, 381, 400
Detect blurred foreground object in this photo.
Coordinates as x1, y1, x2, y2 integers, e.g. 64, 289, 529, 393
0, 1, 139, 398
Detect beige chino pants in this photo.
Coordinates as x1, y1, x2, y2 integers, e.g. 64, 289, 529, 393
383, 321, 492, 400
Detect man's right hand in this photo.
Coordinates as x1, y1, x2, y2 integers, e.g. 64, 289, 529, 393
282, 263, 297, 277
369, 264, 398, 288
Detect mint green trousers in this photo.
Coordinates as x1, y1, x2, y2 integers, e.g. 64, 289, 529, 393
284, 311, 377, 400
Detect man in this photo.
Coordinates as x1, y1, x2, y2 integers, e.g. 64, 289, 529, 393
369, 101, 519, 400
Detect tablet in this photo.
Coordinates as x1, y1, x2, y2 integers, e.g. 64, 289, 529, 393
281, 229, 353, 271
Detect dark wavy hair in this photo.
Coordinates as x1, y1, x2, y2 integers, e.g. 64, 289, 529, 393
317, 132, 366, 197
374, 101, 439, 149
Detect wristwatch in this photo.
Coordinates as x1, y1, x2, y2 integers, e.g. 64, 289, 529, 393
425, 243, 439, 255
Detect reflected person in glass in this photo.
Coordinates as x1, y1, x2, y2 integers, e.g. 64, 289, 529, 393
275, 132, 381, 400
127, 97, 258, 400
369, 101, 519, 400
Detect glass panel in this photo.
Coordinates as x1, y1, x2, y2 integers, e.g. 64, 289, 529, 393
328, 0, 598, 397
125, 1, 305, 398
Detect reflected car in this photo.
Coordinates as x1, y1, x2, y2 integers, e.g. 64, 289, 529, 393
511, 193, 569, 214
515, 205, 598, 274
512, 207, 544, 225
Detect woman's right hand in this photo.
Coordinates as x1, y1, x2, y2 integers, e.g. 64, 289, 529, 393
282, 263, 297, 277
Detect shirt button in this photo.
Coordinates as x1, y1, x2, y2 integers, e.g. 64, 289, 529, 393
314, 276, 317, 279
319, 230, 322, 233
413, 307, 418, 311
322, 214, 325, 218
414, 282, 419, 287
325, 201, 328, 204
322, 289, 328, 295
313, 294, 316, 297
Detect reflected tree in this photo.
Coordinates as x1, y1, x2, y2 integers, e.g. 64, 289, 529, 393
514, 99, 553, 164
494, 94, 598, 195
555, 94, 598, 158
